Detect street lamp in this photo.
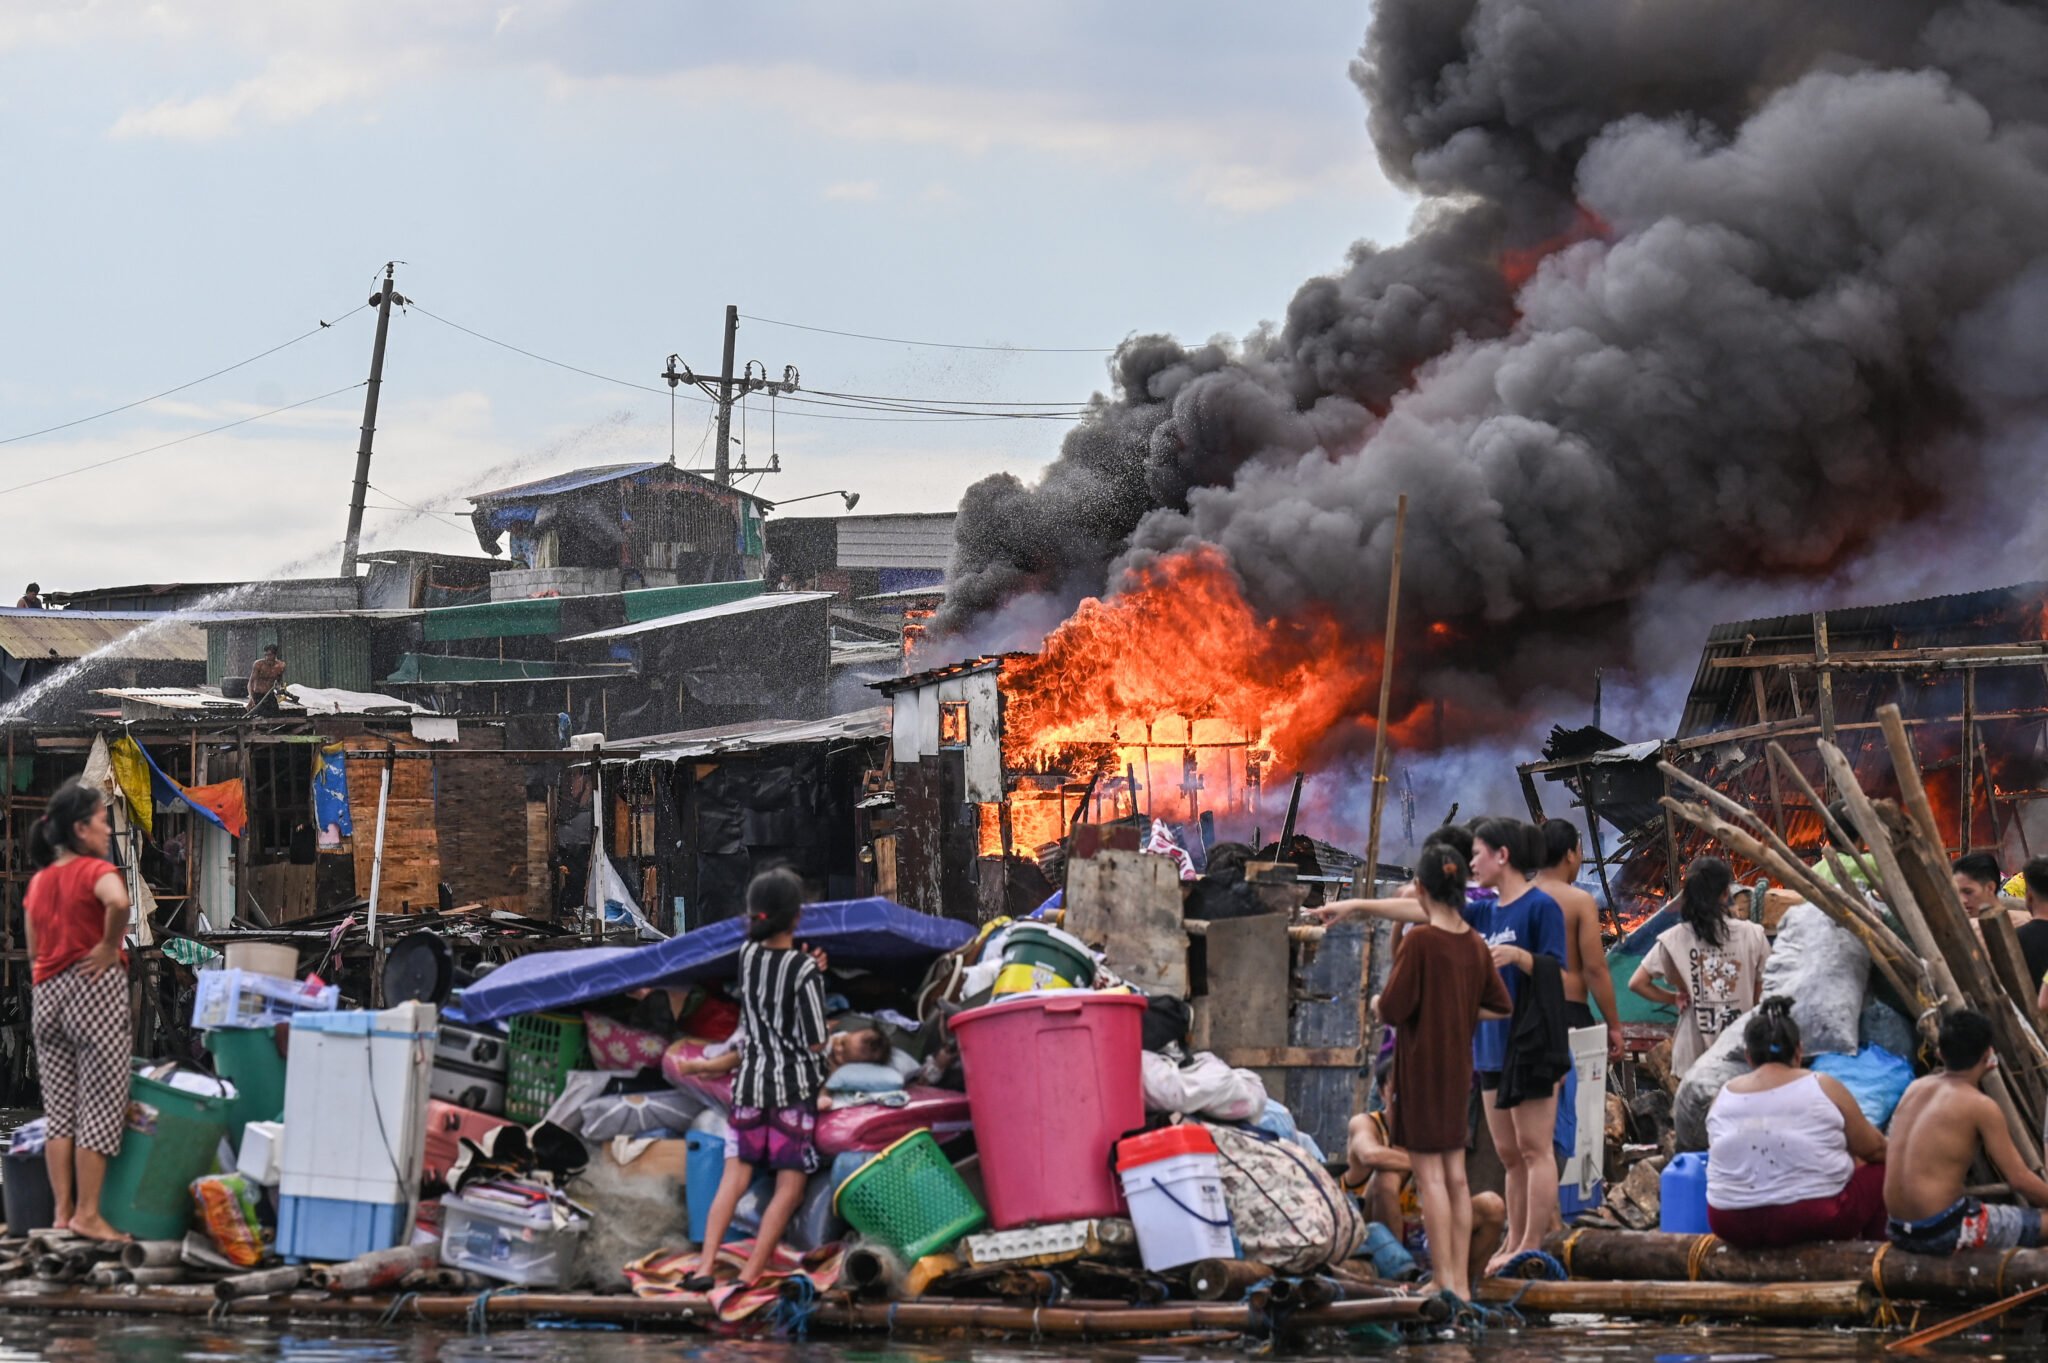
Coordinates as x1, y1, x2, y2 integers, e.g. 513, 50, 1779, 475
770, 490, 861, 511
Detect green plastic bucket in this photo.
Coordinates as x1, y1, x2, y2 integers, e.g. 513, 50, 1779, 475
834, 1128, 987, 1261
993, 923, 1096, 998
100, 1064, 231, 1242
204, 1026, 286, 1147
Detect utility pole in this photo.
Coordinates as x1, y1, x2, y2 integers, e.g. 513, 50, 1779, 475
340, 263, 405, 579
714, 305, 740, 487
662, 305, 799, 486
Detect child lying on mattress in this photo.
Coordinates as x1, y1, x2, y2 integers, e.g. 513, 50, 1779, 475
667, 1013, 895, 1109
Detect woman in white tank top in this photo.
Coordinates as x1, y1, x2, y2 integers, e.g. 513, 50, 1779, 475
1704, 997, 1889, 1249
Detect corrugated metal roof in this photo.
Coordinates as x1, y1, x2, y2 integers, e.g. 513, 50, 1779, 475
1678, 580, 2048, 738
834, 513, 956, 571
469, 462, 663, 502
92, 688, 244, 713
872, 653, 1013, 694
857, 584, 948, 602
0, 610, 206, 662
470, 462, 772, 506
609, 706, 890, 760
561, 592, 834, 642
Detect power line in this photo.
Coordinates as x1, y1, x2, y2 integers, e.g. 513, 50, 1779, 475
415, 301, 1096, 424
0, 302, 371, 449
805, 387, 1093, 408
0, 382, 366, 498
412, 304, 698, 404
742, 313, 1116, 354
366, 482, 471, 529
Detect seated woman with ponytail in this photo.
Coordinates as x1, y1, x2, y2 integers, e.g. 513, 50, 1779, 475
23, 780, 133, 1242
1704, 997, 1887, 1249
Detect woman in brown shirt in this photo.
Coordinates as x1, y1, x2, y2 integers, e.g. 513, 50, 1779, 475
1321, 843, 1511, 1308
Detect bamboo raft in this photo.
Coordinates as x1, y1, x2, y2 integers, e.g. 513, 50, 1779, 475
0, 1231, 2044, 1337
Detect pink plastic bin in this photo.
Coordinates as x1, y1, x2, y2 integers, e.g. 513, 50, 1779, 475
949, 990, 1147, 1229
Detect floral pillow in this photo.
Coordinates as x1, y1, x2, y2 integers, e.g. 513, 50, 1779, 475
583, 1013, 671, 1073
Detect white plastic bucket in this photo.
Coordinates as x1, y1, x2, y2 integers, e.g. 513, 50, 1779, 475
1117, 1150, 1234, 1271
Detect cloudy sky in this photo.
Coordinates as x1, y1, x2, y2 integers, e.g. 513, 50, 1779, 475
0, 1, 1412, 592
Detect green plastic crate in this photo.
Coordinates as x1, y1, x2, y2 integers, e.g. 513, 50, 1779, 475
833, 1128, 986, 1261
506, 1012, 587, 1123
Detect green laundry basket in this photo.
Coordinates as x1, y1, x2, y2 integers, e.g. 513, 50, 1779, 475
507, 1012, 587, 1123
100, 1063, 232, 1242
833, 1128, 986, 1261
203, 1025, 285, 1147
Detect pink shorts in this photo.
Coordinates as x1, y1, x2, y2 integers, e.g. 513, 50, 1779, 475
727, 1104, 819, 1173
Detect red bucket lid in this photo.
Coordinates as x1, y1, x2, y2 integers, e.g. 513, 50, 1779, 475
1117, 1124, 1217, 1168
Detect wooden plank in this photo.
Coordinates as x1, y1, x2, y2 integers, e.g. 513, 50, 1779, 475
1200, 914, 1290, 1094
1288, 922, 1367, 1157
1061, 849, 1188, 997
1711, 643, 2048, 669
1982, 912, 2039, 1030
1217, 1046, 1365, 1069
1669, 705, 2048, 752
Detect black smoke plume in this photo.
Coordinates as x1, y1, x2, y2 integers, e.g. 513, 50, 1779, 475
940, 0, 2048, 753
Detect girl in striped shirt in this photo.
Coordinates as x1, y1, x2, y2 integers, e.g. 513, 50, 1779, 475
686, 869, 829, 1291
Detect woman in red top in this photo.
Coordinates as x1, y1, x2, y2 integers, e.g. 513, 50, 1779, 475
24, 781, 132, 1241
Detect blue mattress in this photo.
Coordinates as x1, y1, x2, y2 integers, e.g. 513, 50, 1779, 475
455, 898, 974, 1024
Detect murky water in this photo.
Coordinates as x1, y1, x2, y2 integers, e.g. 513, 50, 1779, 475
0, 1321, 2028, 1363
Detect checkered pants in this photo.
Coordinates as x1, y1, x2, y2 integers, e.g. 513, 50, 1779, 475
32, 962, 131, 1156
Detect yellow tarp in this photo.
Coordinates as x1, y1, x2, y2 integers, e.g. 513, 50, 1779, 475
108, 735, 155, 839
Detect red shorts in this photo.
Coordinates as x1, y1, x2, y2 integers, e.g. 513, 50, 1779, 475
1708, 1162, 1887, 1249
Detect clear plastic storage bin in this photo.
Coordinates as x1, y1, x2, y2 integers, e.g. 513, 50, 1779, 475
439, 1189, 589, 1286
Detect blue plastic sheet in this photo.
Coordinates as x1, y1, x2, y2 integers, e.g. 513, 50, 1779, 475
312, 745, 353, 841
455, 898, 974, 1024
1811, 1044, 1915, 1129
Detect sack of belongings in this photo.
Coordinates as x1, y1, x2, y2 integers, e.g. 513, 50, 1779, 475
1198, 1121, 1363, 1273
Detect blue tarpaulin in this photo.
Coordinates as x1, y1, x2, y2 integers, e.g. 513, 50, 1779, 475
455, 898, 974, 1024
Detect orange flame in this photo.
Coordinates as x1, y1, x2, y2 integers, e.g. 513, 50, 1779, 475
1501, 206, 1612, 291
973, 547, 1436, 850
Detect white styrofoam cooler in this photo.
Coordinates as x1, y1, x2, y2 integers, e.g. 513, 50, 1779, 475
280, 1002, 436, 1207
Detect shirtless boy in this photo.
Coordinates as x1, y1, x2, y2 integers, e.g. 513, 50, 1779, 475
1886, 1009, 2048, 1254
1537, 819, 1624, 1063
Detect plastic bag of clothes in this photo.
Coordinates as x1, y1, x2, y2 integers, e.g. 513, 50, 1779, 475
1672, 904, 1871, 1149
1142, 1052, 1268, 1122
1199, 1121, 1363, 1273
191, 1172, 268, 1267
1763, 905, 1869, 1056
1811, 1045, 1916, 1129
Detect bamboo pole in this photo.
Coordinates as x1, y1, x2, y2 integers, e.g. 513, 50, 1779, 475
1187, 1259, 1274, 1301
1963, 668, 1978, 850
1883, 1279, 2048, 1351
1361, 493, 1409, 887
1655, 795, 1926, 1011
1546, 1229, 2048, 1303
1658, 756, 1905, 951
0, 1285, 1442, 1335
1814, 610, 1837, 797
214, 1266, 304, 1301
310, 1243, 437, 1294
1473, 1276, 1869, 1321
1766, 742, 1886, 894
120, 1241, 181, 1270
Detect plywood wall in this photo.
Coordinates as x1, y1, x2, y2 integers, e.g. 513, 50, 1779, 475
342, 739, 441, 914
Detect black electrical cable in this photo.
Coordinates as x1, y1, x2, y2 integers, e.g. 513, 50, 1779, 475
0, 302, 371, 448
0, 382, 367, 497
742, 313, 1115, 354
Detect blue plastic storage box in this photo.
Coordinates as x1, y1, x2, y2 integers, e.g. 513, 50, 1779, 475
686, 1130, 726, 1244
277, 1193, 411, 1264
